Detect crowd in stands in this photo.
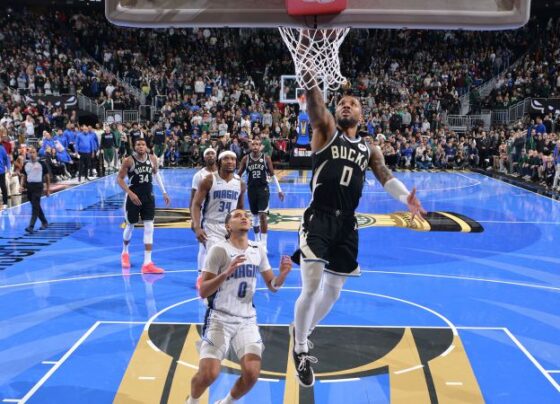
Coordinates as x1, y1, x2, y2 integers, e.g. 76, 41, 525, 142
1, 6, 560, 209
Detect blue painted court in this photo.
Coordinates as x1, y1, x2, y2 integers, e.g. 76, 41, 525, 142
1, 169, 559, 403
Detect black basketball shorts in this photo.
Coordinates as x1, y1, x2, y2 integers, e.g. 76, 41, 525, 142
293, 207, 360, 276
125, 192, 155, 224
247, 185, 270, 215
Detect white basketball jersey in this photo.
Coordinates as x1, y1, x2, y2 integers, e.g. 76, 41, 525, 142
202, 172, 242, 224
204, 240, 270, 318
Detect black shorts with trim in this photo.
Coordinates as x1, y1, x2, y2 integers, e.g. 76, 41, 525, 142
125, 192, 155, 224
292, 207, 359, 276
247, 185, 270, 215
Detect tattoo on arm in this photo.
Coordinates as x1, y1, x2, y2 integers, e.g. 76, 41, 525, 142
370, 146, 393, 186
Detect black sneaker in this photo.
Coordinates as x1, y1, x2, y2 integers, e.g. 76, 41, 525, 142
293, 351, 318, 387
25, 226, 34, 233
40, 222, 48, 230
290, 325, 317, 387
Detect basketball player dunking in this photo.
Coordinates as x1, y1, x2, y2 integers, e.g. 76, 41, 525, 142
117, 138, 170, 274
290, 83, 426, 386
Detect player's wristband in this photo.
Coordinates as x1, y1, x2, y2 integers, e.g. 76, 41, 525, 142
155, 171, 167, 194
271, 277, 281, 291
384, 178, 410, 205
272, 175, 282, 193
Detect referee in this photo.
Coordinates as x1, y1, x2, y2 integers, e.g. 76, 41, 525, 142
22, 147, 50, 233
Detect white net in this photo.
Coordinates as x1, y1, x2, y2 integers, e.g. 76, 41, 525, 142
278, 27, 350, 92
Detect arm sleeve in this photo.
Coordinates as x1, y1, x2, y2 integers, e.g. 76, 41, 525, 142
203, 245, 227, 275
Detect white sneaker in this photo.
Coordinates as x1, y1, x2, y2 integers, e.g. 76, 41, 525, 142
2, 204, 8, 210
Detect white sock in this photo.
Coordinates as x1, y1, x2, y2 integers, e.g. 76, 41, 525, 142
122, 224, 134, 253
186, 396, 199, 404
197, 243, 206, 273
254, 228, 261, 242
220, 392, 236, 404
260, 232, 268, 249
293, 260, 324, 354
122, 243, 129, 254
144, 250, 152, 265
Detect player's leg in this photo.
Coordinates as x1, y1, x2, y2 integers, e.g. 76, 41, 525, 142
309, 215, 359, 335
248, 186, 261, 242
140, 194, 164, 274
187, 358, 221, 404
308, 272, 346, 335
122, 195, 138, 268
220, 321, 263, 402
257, 186, 270, 250
196, 242, 206, 290
188, 311, 232, 403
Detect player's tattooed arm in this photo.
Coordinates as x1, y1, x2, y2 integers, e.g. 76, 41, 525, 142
369, 144, 394, 186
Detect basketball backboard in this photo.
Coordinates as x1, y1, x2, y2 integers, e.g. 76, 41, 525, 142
106, 0, 531, 30
280, 75, 327, 105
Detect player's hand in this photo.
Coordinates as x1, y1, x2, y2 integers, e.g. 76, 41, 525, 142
45, 188, 51, 197
194, 227, 208, 245
407, 187, 427, 222
226, 254, 246, 276
128, 191, 142, 206
163, 193, 170, 207
278, 191, 285, 202
279, 255, 292, 276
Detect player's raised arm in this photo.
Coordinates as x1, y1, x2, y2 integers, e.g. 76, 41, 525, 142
300, 31, 336, 151
261, 255, 292, 293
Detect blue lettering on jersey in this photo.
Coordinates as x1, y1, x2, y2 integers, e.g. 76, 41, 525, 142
226, 264, 259, 281
213, 190, 240, 200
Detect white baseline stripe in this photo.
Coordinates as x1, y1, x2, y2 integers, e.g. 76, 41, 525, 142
488, 175, 560, 204
258, 378, 280, 382
503, 328, 560, 392
3, 400, 20, 403
20, 322, 101, 403
41, 361, 58, 365
547, 370, 560, 374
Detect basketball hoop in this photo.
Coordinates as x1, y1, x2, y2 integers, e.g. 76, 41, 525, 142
279, 27, 350, 92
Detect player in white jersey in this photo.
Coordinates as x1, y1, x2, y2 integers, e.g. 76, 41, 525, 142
191, 151, 246, 255
186, 209, 292, 404
190, 148, 218, 290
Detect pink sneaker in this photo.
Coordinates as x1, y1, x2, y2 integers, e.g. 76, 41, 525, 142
121, 253, 131, 268
141, 262, 165, 274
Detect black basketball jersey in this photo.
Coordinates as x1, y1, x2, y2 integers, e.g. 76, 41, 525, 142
310, 131, 370, 212
128, 154, 153, 194
101, 132, 115, 148
154, 129, 165, 145
246, 153, 268, 188
130, 129, 143, 145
